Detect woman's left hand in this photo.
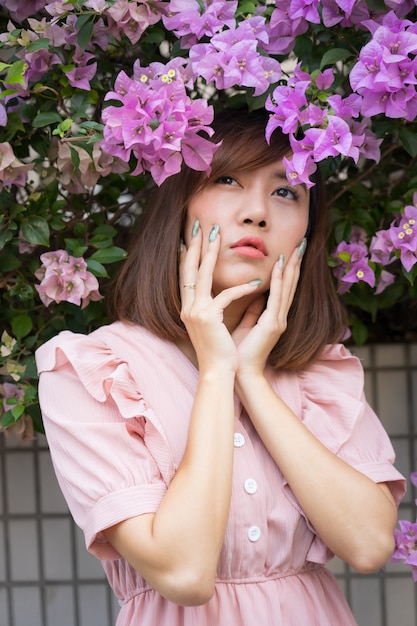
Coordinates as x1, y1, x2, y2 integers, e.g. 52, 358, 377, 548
233, 241, 305, 379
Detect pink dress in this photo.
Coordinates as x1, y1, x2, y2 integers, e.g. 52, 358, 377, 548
36, 322, 405, 626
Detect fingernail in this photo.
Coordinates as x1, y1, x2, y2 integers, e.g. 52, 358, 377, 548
178, 239, 185, 253
248, 279, 263, 287
297, 238, 307, 258
278, 254, 285, 270
192, 219, 200, 237
208, 224, 219, 242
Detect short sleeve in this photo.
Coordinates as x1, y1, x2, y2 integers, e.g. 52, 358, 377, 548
36, 330, 175, 560
283, 344, 406, 564
298, 343, 405, 504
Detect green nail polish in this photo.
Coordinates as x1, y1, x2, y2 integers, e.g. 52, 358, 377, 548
192, 219, 200, 237
248, 279, 263, 287
297, 238, 307, 258
208, 224, 219, 242
278, 254, 285, 270
178, 239, 185, 253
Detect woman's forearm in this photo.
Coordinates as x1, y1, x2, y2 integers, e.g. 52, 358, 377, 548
105, 367, 236, 605
236, 372, 398, 572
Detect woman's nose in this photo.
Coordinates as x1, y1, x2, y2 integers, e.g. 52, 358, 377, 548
243, 216, 267, 227
240, 195, 269, 228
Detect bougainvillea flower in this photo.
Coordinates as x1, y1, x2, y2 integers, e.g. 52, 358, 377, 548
163, 0, 237, 47
66, 62, 97, 90
375, 270, 396, 294
35, 250, 103, 308
332, 240, 376, 294
101, 59, 218, 185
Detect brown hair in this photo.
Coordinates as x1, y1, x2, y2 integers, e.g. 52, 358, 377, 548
111, 108, 347, 370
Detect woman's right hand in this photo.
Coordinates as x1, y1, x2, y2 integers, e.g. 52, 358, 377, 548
179, 220, 262, 374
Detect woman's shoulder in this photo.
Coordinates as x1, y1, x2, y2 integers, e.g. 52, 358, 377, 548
35, 322, 167, 417
35, 322, 163, 370
299, 343, 364, 398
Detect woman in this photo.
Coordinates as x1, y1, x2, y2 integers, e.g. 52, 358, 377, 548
36, 108, 405, 625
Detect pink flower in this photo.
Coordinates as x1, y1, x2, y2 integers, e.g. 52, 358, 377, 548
56, 140, 128, 193
107, 0, 165, 45
1, 0, 48, 22
67, 62, 98, 91
0, 142, 32, 190
332, 240, 376, 294
163, 0, 237, 47
375, 270, 396, 294
0, 382, 35, 443
371, 205, 417, 273
35, 250, 103, 308
101, 59, 218, 185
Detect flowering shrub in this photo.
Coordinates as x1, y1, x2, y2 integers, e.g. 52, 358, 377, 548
391, 473, 417, 581
0, 0, 417, 453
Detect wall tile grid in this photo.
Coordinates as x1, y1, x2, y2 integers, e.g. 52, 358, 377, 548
0, 343, 416, 626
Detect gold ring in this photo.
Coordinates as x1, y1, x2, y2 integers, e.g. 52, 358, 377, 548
183, 283, 196, 289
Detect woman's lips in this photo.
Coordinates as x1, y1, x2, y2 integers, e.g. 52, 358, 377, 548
230, 236, 268, 259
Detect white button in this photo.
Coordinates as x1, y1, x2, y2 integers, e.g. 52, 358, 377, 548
247, 526, 261, 542
234, 433, 245, 447
244, 478, 258, 494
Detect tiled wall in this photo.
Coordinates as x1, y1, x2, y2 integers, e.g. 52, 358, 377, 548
1, 343, 416, 626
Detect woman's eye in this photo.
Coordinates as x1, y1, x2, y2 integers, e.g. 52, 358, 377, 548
216, 176, 237, 186
274, 187, 299, 200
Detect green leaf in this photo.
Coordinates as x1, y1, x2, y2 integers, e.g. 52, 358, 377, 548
0, 230, 14, 252
236, 1, 257, 14
1, 410, 17, 429
399, 127, 417, 158
0, 88, 20, 98
11, 314, 33, 340
402, 262, 417, 286
11, 405, 25, 420
320, 49, 354, 69
77, 17, 94, 51
32, 111, 62, 128
86, 259, 109, 278
89, 246, 127, 264
64, 239, 88, 257
74, 222, 88, 236
69, 146, 81, 170
337, 251, 351, 263
0, 251, 21, 271
351, 319, 368, 346
79, 121, 104, 131
20, 217, 50, 246
90, 234, 113, 249
5, 60, 27, 86
93, 224, 117, 237
26, 38, 50, 52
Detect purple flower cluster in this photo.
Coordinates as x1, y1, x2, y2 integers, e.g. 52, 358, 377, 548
370, 201, 417, 273
350, 11, 417, 121
391, 473, 417, 581
332, 228, 376, 294
2, 0, 416, 188
101, 58, 218, 185
332, 200, 417, 293
34, 250, 103, 308
0, 142, 32, 190
265, 66, 382, 187
189, 18, 281, 97
162, 0, 237, 48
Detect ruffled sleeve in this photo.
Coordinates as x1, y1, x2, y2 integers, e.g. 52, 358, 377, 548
285, 344, 406, 564
36, 330, 175, 560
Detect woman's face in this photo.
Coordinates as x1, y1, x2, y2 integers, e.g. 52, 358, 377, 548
184, 159, 310, 295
